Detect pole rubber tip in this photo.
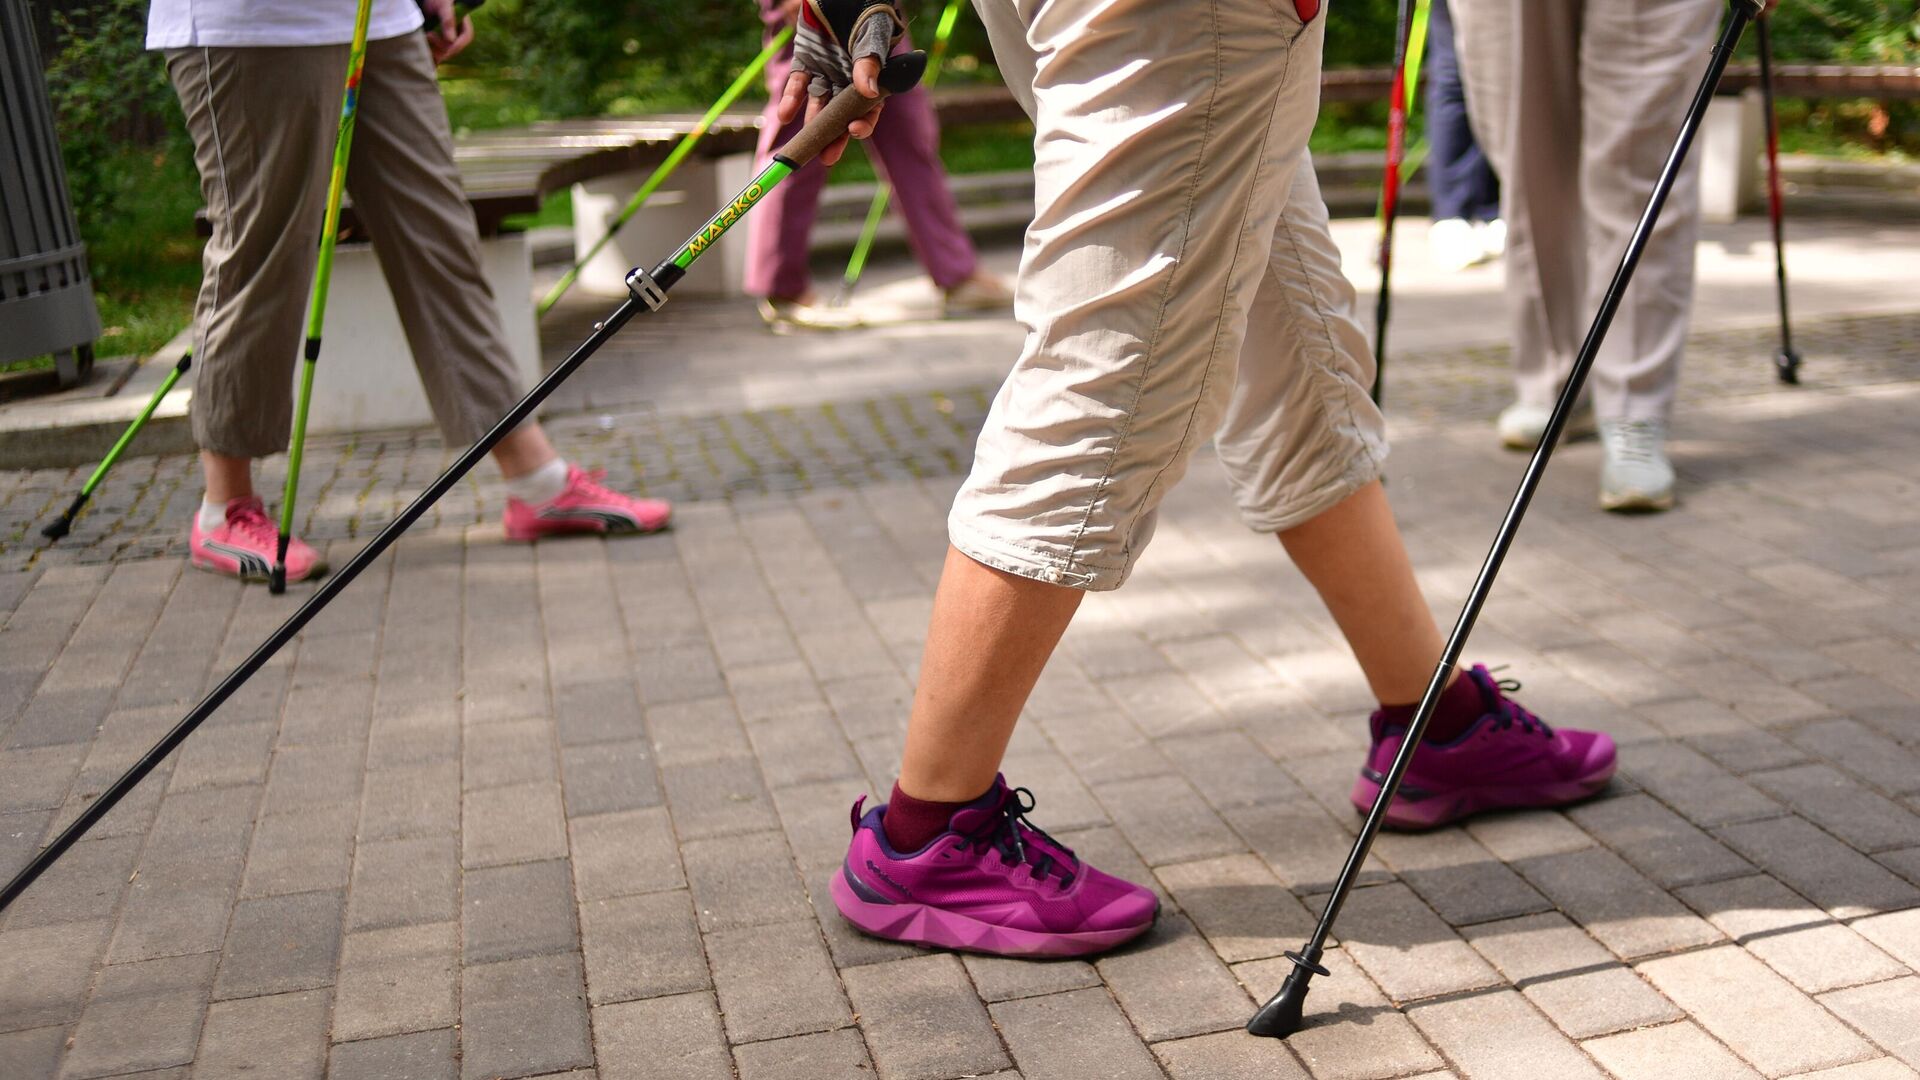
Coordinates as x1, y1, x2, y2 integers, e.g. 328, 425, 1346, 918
1774, 346, 1802, 385
268, 566, 287, 594
879, 51, 928, 95
40, 517, 71, 541
1246, 951, 1328, 1039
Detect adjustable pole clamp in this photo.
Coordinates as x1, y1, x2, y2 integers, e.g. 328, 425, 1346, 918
626, 268, 669, 311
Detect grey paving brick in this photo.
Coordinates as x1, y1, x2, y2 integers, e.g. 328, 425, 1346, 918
961, 953, 1102, 1004
1685, 726, 1809, 776
681, 829, 808, 933
365, 715, 459, 772
1466, 810, 1596, 862
579, 890, 709, 1005
1153, 1029, 1312, 1080
1750, 764, 1920, 853
1584, 1020, 1763, 1080
358, 759, 459, 841
0, 920, 110, 1031
1513, 846, 1723, 959
1567, 793, 1754, 888
1371, 827, 1552, 926
346, 835, 460, 931
1462, 913, 1681, 1039
1819, 978, 1920, 1073
744, 707, 864, 790
568, 807, 683, 901
460, 952, 593, 1080
1637, 945, 1875, 1076
642, 696, 748, 766
1155, 853, 1314, 963
990, 987, 1165, 1080
462, 718, 557, 791
1159, 731, 1303, 813
196, 988, 331, 1080
1093, 774, 1244, 867
262, 744, 366, 815
592, 992, 732, 1080
1790, 718, 1920, 797
1235, 949, 1446, 1080
1677, 874, 1908, 993
1223, 799, 1390, 896
1408, 989, 1605, 1080
632, 643, 727, 706
841, 954, 1010, 1080
1095, 914, 1251, 1041
213, 889, 344, 999
110, 861, 244, 965
732, 1029, 875, 1080
558, 739, 661, 818
1319, 882, 1501, 1002
0, 1025, 66, 1080
462, 780, 568, 868
332, 922, 458, 1043
552, 678, 646, 747
0, 835, 136, 930
661, 756, 777, 839
1716, 815, 1920, 918
60, 952, 216, 1079
705, 919, 850, 1043
326, 1029, 456, 1080
240, 800, 357, 898
1620, 741, 1782, 827
1852, 907, 1920, 970
464, 859, 579, 963
169, 722, 278, 793
1789, 1061, 1920, 1080
0, 745, 83, 815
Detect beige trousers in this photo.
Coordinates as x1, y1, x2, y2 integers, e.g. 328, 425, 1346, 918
168, 36, 523, 459
950, 0, 1388, 591
1452, 0, 1722, 419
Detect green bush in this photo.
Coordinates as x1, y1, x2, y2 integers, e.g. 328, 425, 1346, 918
42, 0, 184, 222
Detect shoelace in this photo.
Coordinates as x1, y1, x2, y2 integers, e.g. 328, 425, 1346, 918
1604, 420, 1664, 466
569, 468, 628, 502
962, 787, 1078, 889
1480, 666, 1553, 738
225, 504, 279, 547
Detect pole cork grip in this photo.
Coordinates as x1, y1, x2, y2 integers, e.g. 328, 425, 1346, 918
774, 51, 927, 168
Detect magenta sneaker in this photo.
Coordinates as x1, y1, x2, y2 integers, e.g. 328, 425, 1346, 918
502, 465, 671, 541
189, 496, 326, 584
1351, 665, 1616, 830
830, 777, 1159, 957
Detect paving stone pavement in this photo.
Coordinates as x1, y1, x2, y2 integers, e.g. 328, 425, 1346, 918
4, 333, 1920, 1077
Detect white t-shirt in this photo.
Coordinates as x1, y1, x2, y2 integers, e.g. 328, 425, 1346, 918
147, 0, 424, 49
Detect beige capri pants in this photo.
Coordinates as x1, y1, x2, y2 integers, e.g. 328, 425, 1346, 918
951, 0, 1389, 591
167, 34, 524, 460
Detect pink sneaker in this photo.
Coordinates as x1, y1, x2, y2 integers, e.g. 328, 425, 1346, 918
502, 465, 671, 541
1351, 665, 1616, 830
830, 776, 1159, 957
189, 496, 326, 584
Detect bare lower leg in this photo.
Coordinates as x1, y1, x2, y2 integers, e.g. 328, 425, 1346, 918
896, 547, 1083, 802
1278, 480, 1451, 704
490, 423, 559, 480
201, 451, 253, 504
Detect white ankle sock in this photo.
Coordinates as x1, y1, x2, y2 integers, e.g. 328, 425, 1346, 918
198, 499, 228, 532
505, 458, 569, 504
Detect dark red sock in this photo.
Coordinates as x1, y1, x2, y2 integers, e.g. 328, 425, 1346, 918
882, 782, 978, 853
1376, 670, 1490, 744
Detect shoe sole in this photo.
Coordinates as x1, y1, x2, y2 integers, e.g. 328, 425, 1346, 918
1600, 489, 1675, 513
503, 512, 672, 543
829, 871, 1157, 958
191, 555, 329, 585
1350, 763, 1617, 831
1500, 413, 1599, 451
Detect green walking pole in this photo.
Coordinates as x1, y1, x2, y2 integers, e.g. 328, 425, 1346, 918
39, 352, 192, 542
1, 54, 930, 916
537, 27, 794, 320
831, 0, 966, 306
271, 0, 376, 594
1369, 0, 1430, 408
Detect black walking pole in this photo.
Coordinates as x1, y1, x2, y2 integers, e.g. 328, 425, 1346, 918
1757, 13, 1801, 385
1370, 0, 1417, 407
0, 54, 928, 914
1247, 0, 1762, 1040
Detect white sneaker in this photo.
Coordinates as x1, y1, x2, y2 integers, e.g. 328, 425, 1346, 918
1598, 417, 1676, 513
1428, 218, 1486, 273
1497, 399, 1597, 450
1478, 218, 1507, 260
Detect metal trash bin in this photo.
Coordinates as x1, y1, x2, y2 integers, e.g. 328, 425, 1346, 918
1, 0, 102, 388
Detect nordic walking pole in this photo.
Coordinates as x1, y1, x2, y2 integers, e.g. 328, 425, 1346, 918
1369, 0, 1430, 408
832, 0, 966, 306
1758, 13, 1801, 385
0, 53, 928, 916
40, 352, 191, 541
1248, 0, 1762, 1040
536, 26, 794, 320
270, 0, 375, 595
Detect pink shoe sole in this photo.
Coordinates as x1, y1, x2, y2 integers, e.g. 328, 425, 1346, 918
502, 511, 672, 542
191, 555, 327, 585
829, 871, 1156, 958
1351, 764, 1616, 831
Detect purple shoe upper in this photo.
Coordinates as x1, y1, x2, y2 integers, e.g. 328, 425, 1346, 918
1353, 665, 1617, 829
832, 775, 1157, 956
